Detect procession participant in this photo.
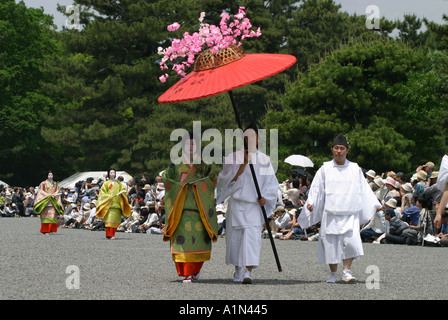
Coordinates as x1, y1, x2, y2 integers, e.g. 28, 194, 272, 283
298, 133, 382, 283
34, 171, 64, 235
434, 155, 448, 230
96, 168, 131, 240
216, 124, 279, 284
162, 132, 218, 283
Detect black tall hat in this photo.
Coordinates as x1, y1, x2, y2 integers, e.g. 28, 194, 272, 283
332, 133, 349, 148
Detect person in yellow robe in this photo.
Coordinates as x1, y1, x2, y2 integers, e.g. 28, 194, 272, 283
96, 168, 131, 239
34, 171, 64, 234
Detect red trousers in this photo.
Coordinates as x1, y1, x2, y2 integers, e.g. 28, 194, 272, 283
175, 262, 204, 277
40, 223, 58, 234
106, 227, 117, 239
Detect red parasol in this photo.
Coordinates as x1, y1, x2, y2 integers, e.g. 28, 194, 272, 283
158, 45, 296, 272
158, 46, 297, 104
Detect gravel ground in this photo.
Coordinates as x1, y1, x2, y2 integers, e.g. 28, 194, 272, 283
1, 217, 447, 303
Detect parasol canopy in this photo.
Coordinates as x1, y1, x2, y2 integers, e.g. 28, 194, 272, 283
284, 155, 314, 168
158, 47, 296, 104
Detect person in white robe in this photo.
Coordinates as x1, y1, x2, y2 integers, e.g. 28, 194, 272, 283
298, 133, 381, 283
434, 155, 448, 230
216, 126, 279, 284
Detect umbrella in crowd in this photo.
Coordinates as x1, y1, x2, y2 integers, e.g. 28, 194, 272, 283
157, 8, 297, 272
284, 155, 314, 168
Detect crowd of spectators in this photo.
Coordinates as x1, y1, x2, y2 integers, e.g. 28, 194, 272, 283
0, 172, 166, 236
273, 161, 448, 247
1, 161, 447, 247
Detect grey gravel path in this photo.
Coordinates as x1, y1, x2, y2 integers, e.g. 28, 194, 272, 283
1, 217, 447, 301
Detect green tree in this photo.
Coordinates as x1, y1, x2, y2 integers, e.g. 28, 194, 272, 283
40, 0, 306, 177
0, 0, 60, 186
266, 39, 447, 175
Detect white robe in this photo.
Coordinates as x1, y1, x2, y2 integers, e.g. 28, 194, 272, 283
298, 159, 381, 264
217, 149, 279, 267
437, 155, 448, 193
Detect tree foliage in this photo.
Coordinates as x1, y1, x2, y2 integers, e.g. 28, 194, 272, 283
2, 0, 448, 186
267, 39, 448, 179
0, 0, 60, 185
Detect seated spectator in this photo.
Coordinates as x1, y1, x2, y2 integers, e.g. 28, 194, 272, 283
130, 205, 150, 233
155, 183, 165, 203
382, 209, 409, 244
436, 211, 448, 247
423, 171, 442, 210
143, 184, 156, 203
138, 202, 160, 233
271, 206, 291, 236
374, 178, 386, 202
9, 203, 19, 217
63, 202, 78, 223
300, 222, 320, 241
400, 195, 421, 226
302, 175, 313, 204
23, 188, 35, 216
400, 182, 414, 211
360, 208, 385, 242
279, 204, 303, 240
63, 203, 87, 229
0, 204, 7, 217
415, 161, 435, 179
383, 177, 399, 203
88, 217, 105, 231
84, 201, 98, 229
414, 170, 428, 195
365, 169, 376, 190
383, 197, 398, 213
286, 179, 300, 207
118, 206, 140, 232
4, 191, 12, 206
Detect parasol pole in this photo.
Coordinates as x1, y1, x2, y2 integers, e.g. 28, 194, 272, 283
228, 90, 282, 272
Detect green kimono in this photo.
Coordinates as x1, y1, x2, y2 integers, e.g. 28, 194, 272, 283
163, 163, 218, 263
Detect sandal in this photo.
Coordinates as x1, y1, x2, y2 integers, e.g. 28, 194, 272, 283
183, 275, 193, 283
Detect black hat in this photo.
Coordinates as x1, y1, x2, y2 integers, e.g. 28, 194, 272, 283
384, 209, 395, 217
332, 133, 349, 148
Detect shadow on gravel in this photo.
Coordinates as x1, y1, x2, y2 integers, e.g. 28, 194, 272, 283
171, 279, 323, 285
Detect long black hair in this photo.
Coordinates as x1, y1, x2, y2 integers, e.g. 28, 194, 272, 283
107, 168, 116, 180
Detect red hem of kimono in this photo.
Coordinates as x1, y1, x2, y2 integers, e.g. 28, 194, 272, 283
40, 223, 58, 233
106, 227, 117, 238
175, 262, 204, 277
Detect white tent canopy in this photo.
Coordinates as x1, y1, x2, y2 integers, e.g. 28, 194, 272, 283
0, 179, 9, 187
58, 171, 133, 189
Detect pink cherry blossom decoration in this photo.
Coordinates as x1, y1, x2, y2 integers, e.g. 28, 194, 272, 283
158, 6, 262, 82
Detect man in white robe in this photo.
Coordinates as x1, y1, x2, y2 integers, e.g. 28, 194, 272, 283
434, 155, 448, 230
216, 126, 279, 284
298, 133, 381, 283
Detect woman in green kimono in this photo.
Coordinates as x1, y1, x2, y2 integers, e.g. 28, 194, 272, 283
96, 168, 131, 239
163, 135, 218, 283
34, 171, 64, 234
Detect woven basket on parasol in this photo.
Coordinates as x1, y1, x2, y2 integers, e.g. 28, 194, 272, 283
194, 45, 246, 71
